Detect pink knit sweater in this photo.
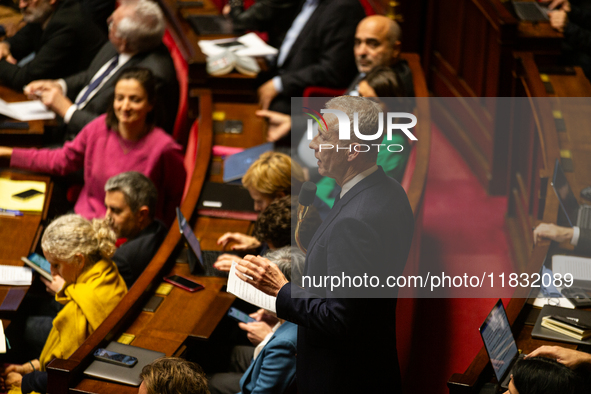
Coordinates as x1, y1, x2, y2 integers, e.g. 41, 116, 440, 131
11, 115, 186, 226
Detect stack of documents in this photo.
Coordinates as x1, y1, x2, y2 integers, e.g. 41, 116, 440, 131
0, 98, 55, 121
0, 179, 46, 213
0, 265, 32, 285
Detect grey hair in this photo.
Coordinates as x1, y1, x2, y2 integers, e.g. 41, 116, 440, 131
117, 0, 165, 53
264, 246, 305, 284
325, 96, 383, 160
386, 19, 402, 45
41, 214, 116, 265
104, 171, 158, 218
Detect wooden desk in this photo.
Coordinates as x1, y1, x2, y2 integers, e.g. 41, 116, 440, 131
0, 86, 46, 148
0, 169, 52, 313
158, 0, 261, 105
448, 52, 591, 393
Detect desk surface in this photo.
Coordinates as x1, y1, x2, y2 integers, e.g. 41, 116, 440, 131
0, 86, 46, 147
0, 169, 51, 313
159, 0, 262, 103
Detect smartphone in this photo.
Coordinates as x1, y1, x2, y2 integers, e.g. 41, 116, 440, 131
93, 348, 138, 367
228, 307, 255, 323
163, 275, 204, 292
21, 253, 53, 282
12, 189, 43, 200
26, 253, 51, 274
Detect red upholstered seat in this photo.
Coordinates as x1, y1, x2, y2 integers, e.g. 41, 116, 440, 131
358, 0, 375, 15
400, 141, 416, 192
163, 29, 189, 146
182, 119, 199, 200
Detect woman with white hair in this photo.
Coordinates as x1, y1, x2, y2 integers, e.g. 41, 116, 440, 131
0, 214, 127, 394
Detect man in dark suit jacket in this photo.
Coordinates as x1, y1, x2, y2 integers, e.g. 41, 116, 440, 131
0, 0, 105, 90
236, 96, 415, 393
24, 0, 178, 141
225, 0, 300, 49
103, 172, 167, 288
347, 14, 414, 97
257, 0, 366, 114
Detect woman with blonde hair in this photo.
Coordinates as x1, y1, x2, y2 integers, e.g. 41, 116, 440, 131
241, 151, 303, 212
0, 214, 127, 394
214, 152, 305, 271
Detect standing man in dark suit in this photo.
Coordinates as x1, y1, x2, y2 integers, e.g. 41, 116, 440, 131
236, 96, 415, 393
0, 0, 105, 90
24, 0, 178, 141
257, 0, 366, 114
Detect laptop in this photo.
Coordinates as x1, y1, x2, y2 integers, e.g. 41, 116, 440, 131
551, 159, 591, 229
84, 342, 165, 386
223, 142, 273, 183
479, 299, 525, 390
176, 208, 228, 278
512, 1, 549, 22
197, 182, 256, 213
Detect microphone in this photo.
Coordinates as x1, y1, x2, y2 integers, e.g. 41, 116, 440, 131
295, 182, 317, 254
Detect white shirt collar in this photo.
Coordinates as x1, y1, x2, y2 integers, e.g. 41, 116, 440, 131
340, 165, 378, 199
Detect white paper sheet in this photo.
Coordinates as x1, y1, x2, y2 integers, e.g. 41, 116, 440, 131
198, 33, 278, 58
227, 262, 276, 313
0, 265, 32, 286
553, 254, 591, 281
0, 98, 55, 121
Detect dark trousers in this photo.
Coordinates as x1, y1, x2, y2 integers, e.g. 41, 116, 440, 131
208, 346, 255, 394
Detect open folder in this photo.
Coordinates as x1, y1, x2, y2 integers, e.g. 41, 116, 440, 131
0, 179, 46, 212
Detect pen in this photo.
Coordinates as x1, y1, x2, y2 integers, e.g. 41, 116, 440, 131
0, 209, 23, 216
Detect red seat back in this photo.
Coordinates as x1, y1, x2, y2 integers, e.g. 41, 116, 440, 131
182, 119, 199, 200
163, 29, 189, 146
358, 0, 375, 15
400, 141, 416, 192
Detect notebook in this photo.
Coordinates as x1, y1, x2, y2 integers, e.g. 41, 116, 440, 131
551, 159, 591, 229
479, 299, 524, 390
532, 304, 591, 345
197, 182, 257, 221
176, 208, 227, 278
84, 342, 165, 386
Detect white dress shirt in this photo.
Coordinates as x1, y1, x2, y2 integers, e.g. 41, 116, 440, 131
61, 53, 132, 123
340, 165, 379, 198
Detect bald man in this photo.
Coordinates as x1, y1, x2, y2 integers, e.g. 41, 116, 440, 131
257, 15, 414, 142
348, 14, 414, 97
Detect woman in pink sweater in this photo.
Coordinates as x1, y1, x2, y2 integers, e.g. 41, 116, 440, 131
0, 68, 185, 226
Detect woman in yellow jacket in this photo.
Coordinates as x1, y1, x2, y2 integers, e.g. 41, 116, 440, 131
1, 214, 127, 394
